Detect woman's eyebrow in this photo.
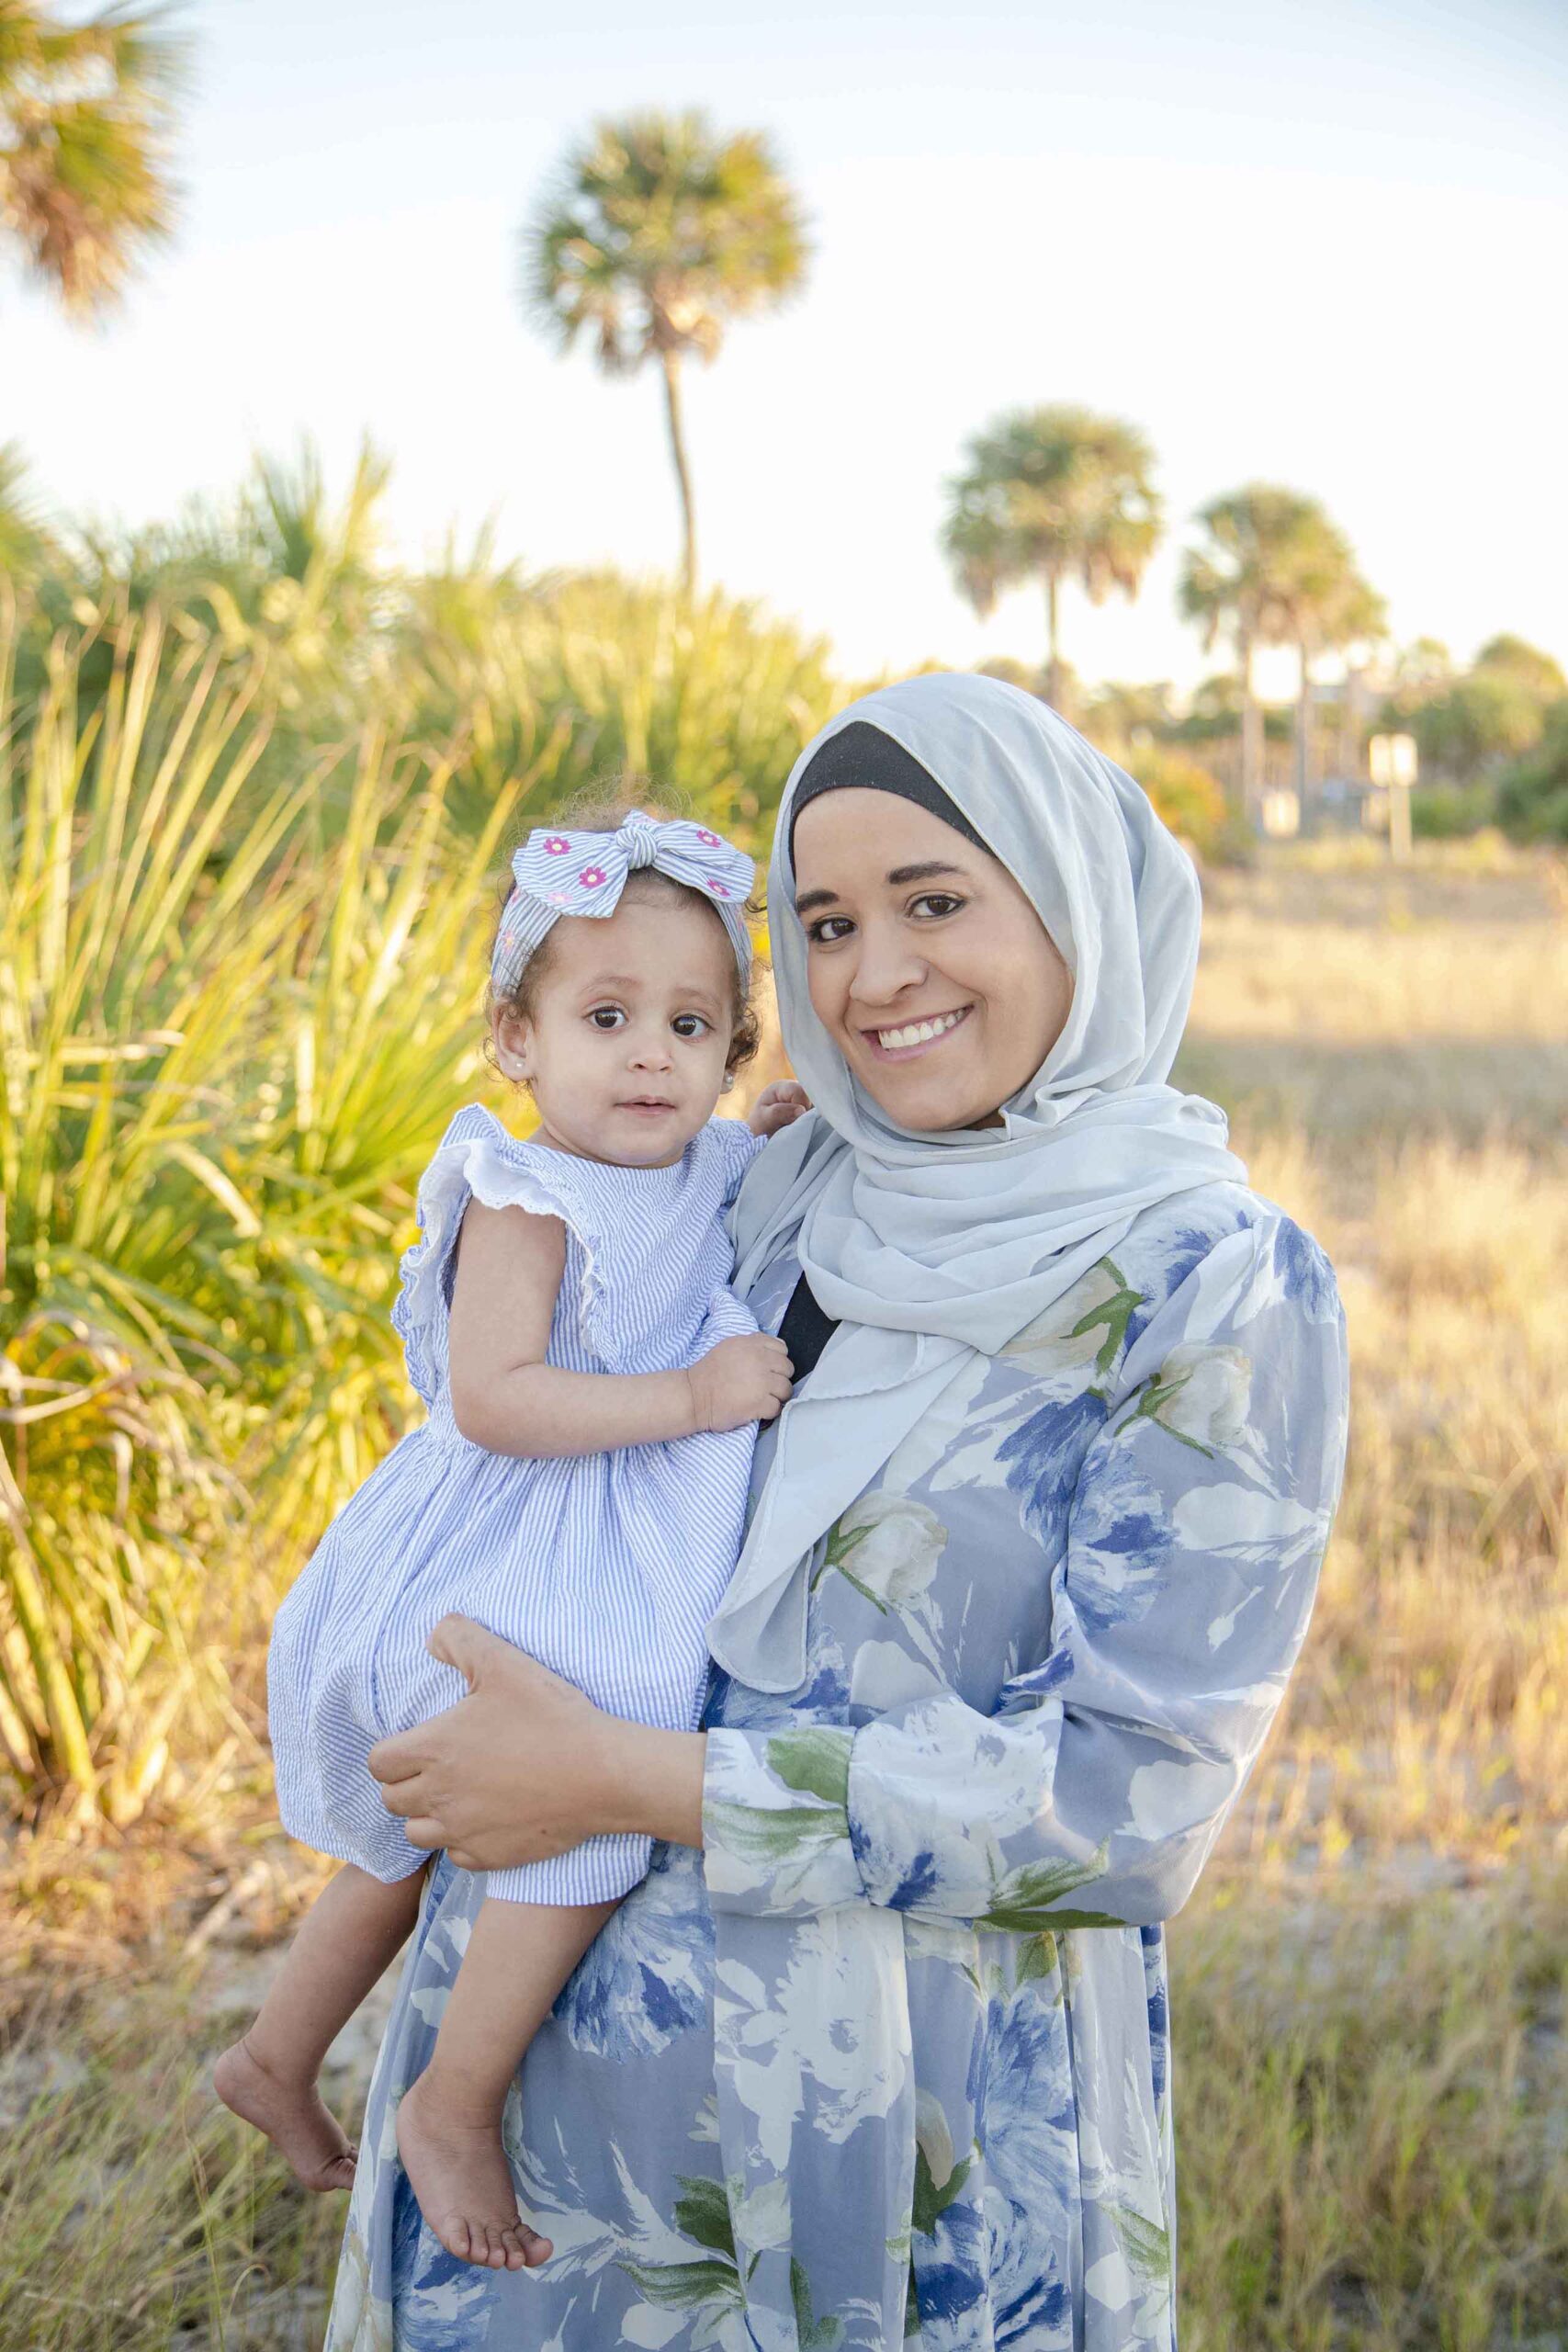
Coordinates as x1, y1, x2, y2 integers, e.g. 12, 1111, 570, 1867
795, 859, 967, 917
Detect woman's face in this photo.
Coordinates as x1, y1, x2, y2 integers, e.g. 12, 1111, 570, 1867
791, 788, 1074, 1132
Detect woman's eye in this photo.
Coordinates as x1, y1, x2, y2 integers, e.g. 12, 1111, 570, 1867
671, 1014, 711, 1039
806, 915, 854, 945
588, 1007, 626, 1031
912, 893, 964, 920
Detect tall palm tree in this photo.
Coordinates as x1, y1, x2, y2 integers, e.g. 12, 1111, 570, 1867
1179, 485, 1328, 820
942, 405, 1163, 713
0, 2, 186, 316
525, 111, 808, 597
1280, 530, 1385, 812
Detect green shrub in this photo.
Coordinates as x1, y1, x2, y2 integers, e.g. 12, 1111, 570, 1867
1122, 742, 1230, 859
1410, 782, 1495, 839
1495, 699, 1568, 842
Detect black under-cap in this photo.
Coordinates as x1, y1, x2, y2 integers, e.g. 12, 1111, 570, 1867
788, 721, 991, 860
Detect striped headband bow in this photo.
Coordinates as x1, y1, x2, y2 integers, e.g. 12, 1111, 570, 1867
491, 810, 756, 995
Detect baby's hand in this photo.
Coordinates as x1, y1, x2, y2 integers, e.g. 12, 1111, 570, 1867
687, 1334, 794, 1431
748, 1080, 811, 1139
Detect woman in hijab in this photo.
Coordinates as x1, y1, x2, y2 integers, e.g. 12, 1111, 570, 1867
328, 673, 1349, 2352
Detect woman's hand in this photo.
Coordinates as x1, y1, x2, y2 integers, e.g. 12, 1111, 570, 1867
747, 1080, 810, 1139
368, 1616, 706, 1869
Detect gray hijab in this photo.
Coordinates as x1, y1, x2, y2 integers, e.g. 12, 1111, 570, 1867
705, 671, 1245, 1692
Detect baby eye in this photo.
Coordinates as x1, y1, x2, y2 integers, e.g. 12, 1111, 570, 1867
587, 1006, 626, 1031
911, 892, 964, 920
671, 1013, 711, 1040
806, 915, 855, 945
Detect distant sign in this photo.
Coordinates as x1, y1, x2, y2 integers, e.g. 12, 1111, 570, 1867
1368, 733, 1418, 788
1261, 787, 1300, 838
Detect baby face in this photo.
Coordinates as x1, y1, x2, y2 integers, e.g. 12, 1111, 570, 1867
496, 894, 737, 1167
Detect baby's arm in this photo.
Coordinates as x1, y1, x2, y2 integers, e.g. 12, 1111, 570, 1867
446, 1202, 791, 1458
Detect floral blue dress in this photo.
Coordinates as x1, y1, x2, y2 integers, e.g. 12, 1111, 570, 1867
324, 1182, 1348, 2352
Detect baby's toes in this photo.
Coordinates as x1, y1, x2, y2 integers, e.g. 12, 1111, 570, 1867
437, 2213, 473, 2265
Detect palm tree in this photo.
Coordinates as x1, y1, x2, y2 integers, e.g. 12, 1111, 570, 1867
942, 405, 1163, 713
0, 3, 187, 316
525, 111, 808, 597
1179, 485, 1328, 820
1270, 514, 1386, 812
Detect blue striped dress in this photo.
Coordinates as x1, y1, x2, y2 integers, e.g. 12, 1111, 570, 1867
266, 1103, 764, 1906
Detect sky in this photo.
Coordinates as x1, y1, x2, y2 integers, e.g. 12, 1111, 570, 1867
5, 0, 1566, 694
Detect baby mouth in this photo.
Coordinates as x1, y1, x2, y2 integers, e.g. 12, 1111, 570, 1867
868, 1007, 971, 1054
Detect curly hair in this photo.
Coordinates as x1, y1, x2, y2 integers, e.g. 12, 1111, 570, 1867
483, 781, 761, 1081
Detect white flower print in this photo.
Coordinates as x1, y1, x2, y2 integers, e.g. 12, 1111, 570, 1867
1144, 1342, 1252, 1451
815, 1492, 947, 1615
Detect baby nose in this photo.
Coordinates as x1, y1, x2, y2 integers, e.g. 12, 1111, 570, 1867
628, 1028, 674, 1069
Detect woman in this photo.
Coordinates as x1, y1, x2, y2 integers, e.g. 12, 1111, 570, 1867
325, 673, 1349, 2351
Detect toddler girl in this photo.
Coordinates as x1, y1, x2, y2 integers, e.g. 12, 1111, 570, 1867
215, 804, 802, 2271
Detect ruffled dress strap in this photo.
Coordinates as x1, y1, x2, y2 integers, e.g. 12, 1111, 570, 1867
390, 1105, 623, 1398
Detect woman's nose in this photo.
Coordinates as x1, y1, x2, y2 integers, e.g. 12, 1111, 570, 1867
850, 921, 926, 1007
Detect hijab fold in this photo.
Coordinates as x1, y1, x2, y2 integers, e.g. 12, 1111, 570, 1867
706, 673, 1246, 1694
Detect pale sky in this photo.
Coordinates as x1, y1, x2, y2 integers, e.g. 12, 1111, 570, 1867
5, 0, 1566, 693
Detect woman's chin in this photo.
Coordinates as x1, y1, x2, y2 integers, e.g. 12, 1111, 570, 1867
858, 1069, 1003, 1133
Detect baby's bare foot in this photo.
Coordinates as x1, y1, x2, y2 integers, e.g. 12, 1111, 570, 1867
395, 2071, 552, 2271
213, 2035, 358, 2192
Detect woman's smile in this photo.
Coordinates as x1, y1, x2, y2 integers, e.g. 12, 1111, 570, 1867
863, 1003, 973, 1061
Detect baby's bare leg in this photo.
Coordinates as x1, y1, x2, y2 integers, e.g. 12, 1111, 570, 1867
395, 1894, 616, 2272
215, 1862, 426, 2191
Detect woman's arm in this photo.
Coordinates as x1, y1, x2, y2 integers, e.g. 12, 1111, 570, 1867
447, 1200, 790, 1454
702, 1216, 1350, 1932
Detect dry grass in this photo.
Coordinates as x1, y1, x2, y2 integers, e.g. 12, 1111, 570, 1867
3, 839, 1566, 2349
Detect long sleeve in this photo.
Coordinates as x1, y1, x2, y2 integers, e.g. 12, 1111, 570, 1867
703, 1215, 1349, 1928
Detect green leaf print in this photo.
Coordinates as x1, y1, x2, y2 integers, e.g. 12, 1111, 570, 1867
979, 1842, 1111, 1933
1014, 1929, 1060, 1986
911, 2143, 974, 2237
672, 2175, 737, 2263
705, 1798, 850, 1866
791, 2256, 846, 2349
1084, 1257, 1143, 1379
767, 1725, 853, 1809
1109, 2202, 1172, 2286
618, 2256, 745, 2312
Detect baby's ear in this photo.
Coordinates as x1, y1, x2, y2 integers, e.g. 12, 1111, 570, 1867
492, 1008, 533, 1082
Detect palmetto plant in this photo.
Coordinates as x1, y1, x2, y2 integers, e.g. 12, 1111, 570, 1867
0, 437, 49, 576
525, 110, 808, 596
943, 405, 1163, 714
0, 0, 187, 315
0, 605, 528, 1818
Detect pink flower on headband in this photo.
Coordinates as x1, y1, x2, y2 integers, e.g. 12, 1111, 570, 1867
579, 865, 607, 889
547, 889, 570, 906
543, 836, 570, 855
696, 829, 721, 846
707, 879, 732, 896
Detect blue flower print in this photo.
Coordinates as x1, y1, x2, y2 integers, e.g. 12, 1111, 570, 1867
1065, 1447, 1175, 1634
554, 1842, 714, 2058
998, 1385, 1111, 1555
1273, 1216, 1340, 1322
